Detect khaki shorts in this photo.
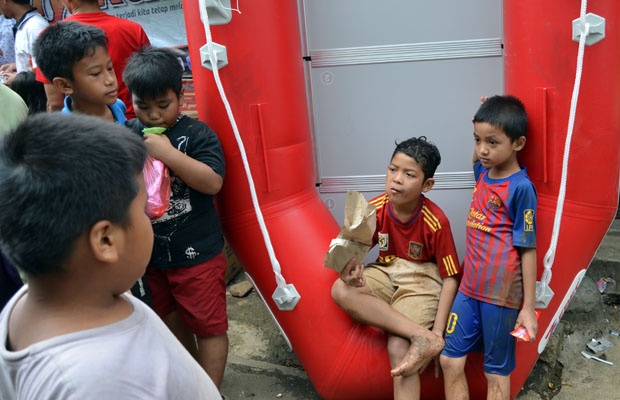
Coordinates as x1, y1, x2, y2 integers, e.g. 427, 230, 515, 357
364, 258, 442, 329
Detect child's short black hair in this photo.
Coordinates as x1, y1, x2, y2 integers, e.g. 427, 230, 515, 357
10, 71, 46, 115
0, 113, 147, 276
473, 95, 527, 141
33, 21, 108, 82
123, 46, 184, 100
391, 136, 441, 180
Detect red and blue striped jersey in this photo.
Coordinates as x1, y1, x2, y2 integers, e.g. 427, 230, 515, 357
369, 194, 460, 279
459, 162, 537, 309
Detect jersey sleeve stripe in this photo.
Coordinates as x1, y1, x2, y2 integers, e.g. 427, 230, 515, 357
421, 206, 442, 232
442, 255, 458, 276
369, 194, 388, 209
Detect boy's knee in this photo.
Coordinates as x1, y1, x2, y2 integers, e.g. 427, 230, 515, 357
439, 354, 461, 374
387, 336, 409, 363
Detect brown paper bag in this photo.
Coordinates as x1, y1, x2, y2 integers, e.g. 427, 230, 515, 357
323, 190, 376, 273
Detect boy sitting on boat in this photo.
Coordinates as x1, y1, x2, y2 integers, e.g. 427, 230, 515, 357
331, 136, 461, 399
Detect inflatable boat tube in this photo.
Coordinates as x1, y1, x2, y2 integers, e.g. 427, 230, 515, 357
182, 0, 620, 398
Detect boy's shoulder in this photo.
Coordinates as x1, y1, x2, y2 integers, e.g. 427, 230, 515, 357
368, 193, 389, 211
21, 11, 48, 31
125, 118, 142, 130
169, 115, 219, 138
175, 114, 210, 129
420, 195, 453, 230
0, 291, 220, 398
68, 12, 146, 32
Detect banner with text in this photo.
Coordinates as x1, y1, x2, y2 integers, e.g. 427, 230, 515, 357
33, 0, 188, 47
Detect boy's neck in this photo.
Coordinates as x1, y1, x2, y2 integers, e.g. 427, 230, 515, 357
70, 97, 115, 122
69, 3, 104, 14
487, 157, 521, 179
11, 5, 35, 22
390, 196, 422, 223
7, 276, 132, 351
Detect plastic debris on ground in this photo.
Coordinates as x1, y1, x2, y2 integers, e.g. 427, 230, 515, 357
597, 276, 616, 293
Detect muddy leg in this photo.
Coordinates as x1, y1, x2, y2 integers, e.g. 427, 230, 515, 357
390, 332, 444, 377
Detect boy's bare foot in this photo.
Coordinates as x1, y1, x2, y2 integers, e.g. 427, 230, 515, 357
390, 333, 444, 377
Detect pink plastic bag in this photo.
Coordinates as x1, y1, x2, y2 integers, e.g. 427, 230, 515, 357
143, 155, 170, 219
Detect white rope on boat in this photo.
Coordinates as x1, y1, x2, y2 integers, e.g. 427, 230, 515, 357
538, 0, 590, 303
198, 0, 300, 310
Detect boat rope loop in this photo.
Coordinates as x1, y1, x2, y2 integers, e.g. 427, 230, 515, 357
539, 0, 590, 299
198, 0, 300, 310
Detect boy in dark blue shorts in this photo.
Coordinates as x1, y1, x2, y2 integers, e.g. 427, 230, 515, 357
440, 96, 538, 400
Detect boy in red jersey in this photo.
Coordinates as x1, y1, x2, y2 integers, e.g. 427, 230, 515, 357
331, 136, 461, 400
440, 95, 538, 400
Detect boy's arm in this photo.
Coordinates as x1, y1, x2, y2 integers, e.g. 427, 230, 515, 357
516, 247, 538, 341
144, 134, 223, 195
432, 275, 459, 337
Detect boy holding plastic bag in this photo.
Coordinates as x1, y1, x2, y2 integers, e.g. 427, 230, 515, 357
123, 46, 228, 393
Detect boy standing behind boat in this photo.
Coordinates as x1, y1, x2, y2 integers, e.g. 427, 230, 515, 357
440, 95, 538, 400
331, 136, 461, 399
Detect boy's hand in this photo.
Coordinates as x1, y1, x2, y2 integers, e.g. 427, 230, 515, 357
515, 308, 538, 342
340, 258, 365, 287
0, 62, 16, 74
143, 133, 174, 161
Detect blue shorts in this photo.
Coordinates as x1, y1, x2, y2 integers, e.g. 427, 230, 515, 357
441, 292, 518, 375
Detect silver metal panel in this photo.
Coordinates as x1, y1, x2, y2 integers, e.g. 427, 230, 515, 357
300, 1, 504, 257
310, 56, 503, 177
302, 0, 502, 50
311, 39, 502, 68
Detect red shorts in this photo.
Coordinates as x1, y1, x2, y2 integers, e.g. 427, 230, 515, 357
145, 253, 228, 337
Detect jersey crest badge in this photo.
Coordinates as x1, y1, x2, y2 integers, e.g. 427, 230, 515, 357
488, 195, 502, 212
378, 233, 388, 251
524, 209, 534, 232
408, 242, 423, 259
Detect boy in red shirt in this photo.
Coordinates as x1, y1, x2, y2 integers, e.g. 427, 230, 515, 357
332, 136, 461, 399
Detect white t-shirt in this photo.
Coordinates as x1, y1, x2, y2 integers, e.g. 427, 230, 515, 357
0, 286, 221, 399
14, 10, 48, 72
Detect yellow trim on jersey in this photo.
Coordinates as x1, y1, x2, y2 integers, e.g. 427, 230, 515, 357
421, 205, 442, 232
442, 254, 458, 276
369, 194, 389, 210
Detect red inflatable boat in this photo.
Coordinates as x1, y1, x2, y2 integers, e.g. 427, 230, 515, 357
181, 0, 620, 398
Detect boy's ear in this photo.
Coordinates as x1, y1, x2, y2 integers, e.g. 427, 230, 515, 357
178, 87, 185, 103
422, 177, 435, 193
513, 136, 526, 151
52, 77, 73, 95
89, 220, 120, 264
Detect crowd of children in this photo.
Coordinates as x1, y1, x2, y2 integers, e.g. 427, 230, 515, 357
0, 4, 538, 400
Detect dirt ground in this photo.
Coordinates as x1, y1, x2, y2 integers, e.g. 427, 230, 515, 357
516, 300, 620, 400
222, 273, 620, 400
